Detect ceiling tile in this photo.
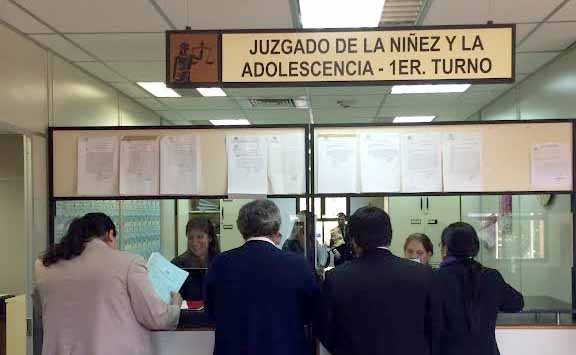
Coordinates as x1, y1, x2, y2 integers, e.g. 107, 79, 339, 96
515, 23, 539, 44
106, 61, 165, 82
30, 34, 93, 61
76, 62, 128, 82
157, 0, 294, 29
68, 33, 164, 61
14, 0, 170, 32
1, 1, 52, 33
155, 110, 185, 121
518, 22, 576, 51
516, 52, 561, 75
384, 93, 461, 106
245, 109, 309, 124
549, 0, 576, 21
177, 109, 245, 121
135, 98, 168, 111
109, 82, 151, 98
224, 88, 307, 98
313, 108, 378, 123
311, 95, 383, 109
158, 97, 239, 110
309, 86, 389, 96
492, 0, 565, 22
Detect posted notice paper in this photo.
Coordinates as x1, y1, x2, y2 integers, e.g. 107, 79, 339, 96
226, 135, 268, 195
401, 133, 443, 193
160, 135, 200, 195
77, 136, 119, 195
359, 133, 401, 193
119, 137, 160, 195
531, 143, 572, 190
443, 132, 483, 192
317, 135, 358, 193
147, 252, 189, 304
268, 133, 306, 195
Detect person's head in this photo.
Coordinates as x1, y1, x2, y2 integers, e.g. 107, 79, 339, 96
347, 207, 392, 256
186, 216, 219, 260
237, 200, 282, 245
337, 212, 347, 228
42, 213, 117, 267
441, 222, 480, 259
404, 233, 434, 265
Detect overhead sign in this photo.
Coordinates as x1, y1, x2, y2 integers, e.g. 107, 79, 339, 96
166, 25, 514, 88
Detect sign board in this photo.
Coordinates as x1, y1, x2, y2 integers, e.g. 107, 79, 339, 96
166, 25, 514, 88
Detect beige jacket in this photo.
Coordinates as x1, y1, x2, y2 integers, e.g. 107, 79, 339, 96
34, 239, 180, 355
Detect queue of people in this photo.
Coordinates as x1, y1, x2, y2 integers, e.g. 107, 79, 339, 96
33, 200, 524, 355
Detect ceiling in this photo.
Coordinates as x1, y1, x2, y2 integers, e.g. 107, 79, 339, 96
1, 0, 576, 125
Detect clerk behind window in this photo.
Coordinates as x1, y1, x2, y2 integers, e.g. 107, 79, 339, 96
34, 213, 181, 355
172, 216, 220, 268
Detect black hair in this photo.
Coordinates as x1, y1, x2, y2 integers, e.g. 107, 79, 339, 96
404, 233, 434, 255
42, 213, 116, 267
347, 206, 392, 251
186, 216, 220, 259
441, 222, 483, 333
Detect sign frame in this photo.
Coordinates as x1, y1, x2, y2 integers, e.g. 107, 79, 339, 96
166, 24, 515, 88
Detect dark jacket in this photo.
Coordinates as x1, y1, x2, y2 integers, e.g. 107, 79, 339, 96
317, 248, 440, 355
434, 259, 524, 355
204, 240, 319, 355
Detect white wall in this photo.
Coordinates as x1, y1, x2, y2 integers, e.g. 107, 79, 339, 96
0, 135, 25, 295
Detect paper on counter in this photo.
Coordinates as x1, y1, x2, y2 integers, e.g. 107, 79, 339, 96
401, 133, 443, 193
317, 135, 358, 193
77, 136, 119, 195
226, 135, 268, 195
119, 137, 160, 195
268, 134, 306, 194
147, 252, 189, 304
443, 132, 483, 192
359, 133, 401, 193
531, 143, 572, 190
160, 135, 200, 195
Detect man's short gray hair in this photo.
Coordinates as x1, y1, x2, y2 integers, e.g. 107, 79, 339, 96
237, 200, 281, 239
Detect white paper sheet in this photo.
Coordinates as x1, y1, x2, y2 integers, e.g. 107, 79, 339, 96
119, 137, 160, 195
443, 132, 483, 192
359, 133, 401, 193
268, 134, 306, 195
226, 135, 268, 195
531, 143, 572, 190
160, 135, 200, 195
317, 135, 358, 193
77, 136, 119, 195
147, 252, 189, 304
401, 133, 442, 192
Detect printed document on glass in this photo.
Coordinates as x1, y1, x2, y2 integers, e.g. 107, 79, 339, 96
268, 133, 305, 194
160, 135, 200, 195
318, 135, 358, 193
443, 132, 483, 191
147, 252, 189, 304
401, 133, 442, 192
77, 136, 119, 195
531, 143, 572, 190
119, 137, 160, 195
226, 135, 268, 195
359, 133, 401, 193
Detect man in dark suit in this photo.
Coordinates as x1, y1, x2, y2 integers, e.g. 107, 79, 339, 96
317, 206, 440, 355
205, 200, 319, 355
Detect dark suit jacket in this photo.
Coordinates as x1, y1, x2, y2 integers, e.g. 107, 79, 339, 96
204, 240, 319, 355
434, 259, 524, 355
317, 248, 440, 355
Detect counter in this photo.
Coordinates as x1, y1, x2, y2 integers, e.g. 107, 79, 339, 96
152, 310, 576, 355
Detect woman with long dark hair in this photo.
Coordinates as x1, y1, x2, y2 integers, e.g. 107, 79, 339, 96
172, 216, 220, 268
435, 222, 524, 355
35, 213, 181, 355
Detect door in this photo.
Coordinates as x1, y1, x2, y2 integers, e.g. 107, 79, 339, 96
220, 199, 251, 251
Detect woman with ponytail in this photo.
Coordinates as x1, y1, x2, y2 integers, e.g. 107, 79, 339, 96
434, 222, 524, 355
34, 213, 182, 355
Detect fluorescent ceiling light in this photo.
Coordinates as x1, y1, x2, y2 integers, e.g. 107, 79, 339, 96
391, 84, 471, 94
393, 116, 436, 123
209, 119, 251, 126
196, 87, 227, 97
136, 82, 181, 98
299, 0, 386, 28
